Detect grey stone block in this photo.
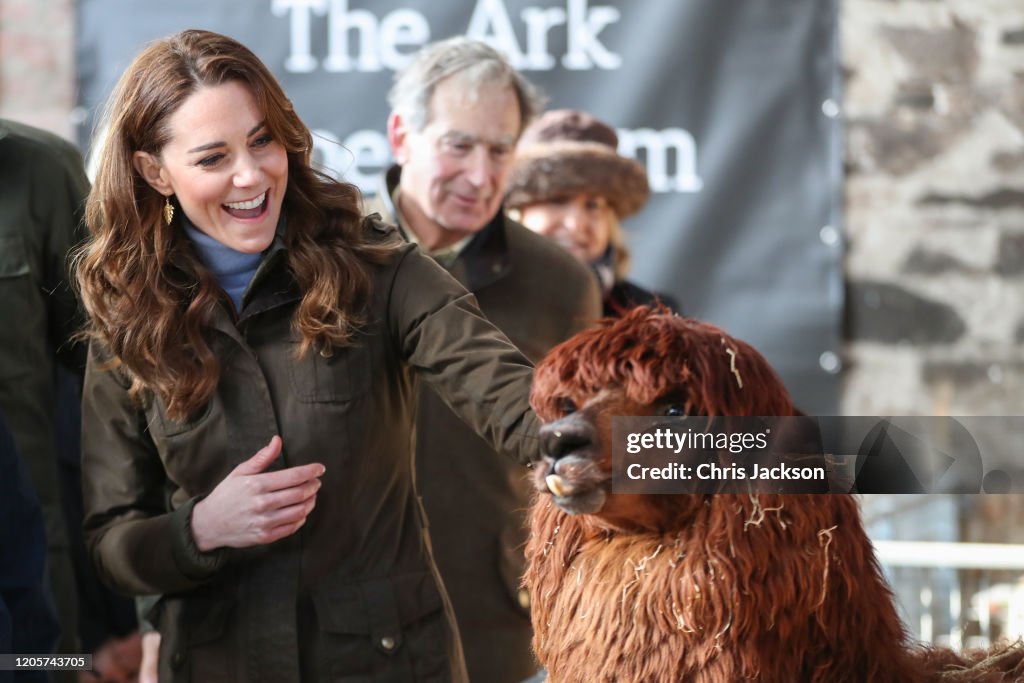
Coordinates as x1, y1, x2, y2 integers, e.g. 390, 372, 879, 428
846, 281, 966, 344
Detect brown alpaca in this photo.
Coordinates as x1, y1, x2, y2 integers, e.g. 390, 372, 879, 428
524, 307, 1024, 683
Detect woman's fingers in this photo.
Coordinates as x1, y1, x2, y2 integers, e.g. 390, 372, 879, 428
261, 517, 310, 545
191, 436, 324, 551
259, 478, 321, 511
257, 499, 317, 540
257, 462, 325, 492
232, 435, 283, 476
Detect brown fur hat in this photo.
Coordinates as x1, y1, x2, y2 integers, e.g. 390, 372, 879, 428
505, 109, 650, 218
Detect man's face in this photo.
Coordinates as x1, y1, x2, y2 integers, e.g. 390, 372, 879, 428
391, 76, 522, 245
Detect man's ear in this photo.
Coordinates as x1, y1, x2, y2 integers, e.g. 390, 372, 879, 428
387, 112, 412, 166
132, 151, 173, 196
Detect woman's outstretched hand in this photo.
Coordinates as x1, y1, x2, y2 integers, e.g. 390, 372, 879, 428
190, 436, 324, 552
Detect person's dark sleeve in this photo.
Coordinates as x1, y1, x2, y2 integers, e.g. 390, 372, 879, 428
35, 139, 90, 375
81, 344, 231, 595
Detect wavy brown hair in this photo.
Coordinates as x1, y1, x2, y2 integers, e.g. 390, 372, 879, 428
76, 29, 396, 421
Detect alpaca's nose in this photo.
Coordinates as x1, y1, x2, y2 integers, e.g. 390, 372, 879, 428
539, 420, 594, 461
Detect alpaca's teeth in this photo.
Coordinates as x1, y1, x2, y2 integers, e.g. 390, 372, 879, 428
546, 474, 570, 497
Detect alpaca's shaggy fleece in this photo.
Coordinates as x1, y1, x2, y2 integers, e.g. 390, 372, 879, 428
524, 307, 1024, 682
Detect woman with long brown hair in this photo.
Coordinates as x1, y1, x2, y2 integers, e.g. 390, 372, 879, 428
77, 29, 540, 682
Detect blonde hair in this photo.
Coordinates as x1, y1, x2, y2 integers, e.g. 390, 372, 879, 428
509, 200, 631, 280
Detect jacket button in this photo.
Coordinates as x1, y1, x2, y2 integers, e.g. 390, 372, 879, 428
380, 636, 396, 651
517, 588, 531, 609
170, 652, 185, 670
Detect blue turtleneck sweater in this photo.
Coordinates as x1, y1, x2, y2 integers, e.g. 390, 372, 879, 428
183, 221, 263, 313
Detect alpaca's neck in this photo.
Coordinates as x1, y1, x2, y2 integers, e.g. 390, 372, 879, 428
526, 495, 925, 683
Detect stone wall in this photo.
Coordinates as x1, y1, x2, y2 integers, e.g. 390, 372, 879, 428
0, 0, 77, 140
844, 1, 1024, 642
842, 0, 1024, 417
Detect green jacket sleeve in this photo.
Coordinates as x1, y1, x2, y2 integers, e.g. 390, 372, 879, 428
387, 245, 542, 465
81, 343, 231, 595
30, 134, 90, 375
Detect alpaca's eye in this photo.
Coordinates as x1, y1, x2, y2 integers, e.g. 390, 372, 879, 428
557, 397, 577, 415
665, 405, 685, 417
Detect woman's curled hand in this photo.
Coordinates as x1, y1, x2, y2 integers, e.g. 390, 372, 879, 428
190, 436, 324, 552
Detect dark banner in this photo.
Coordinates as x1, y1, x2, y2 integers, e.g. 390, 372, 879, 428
76, 0, 842, 412
610, 416, 1024, 494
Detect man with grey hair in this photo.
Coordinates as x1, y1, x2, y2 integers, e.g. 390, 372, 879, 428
366, 37, 601, 683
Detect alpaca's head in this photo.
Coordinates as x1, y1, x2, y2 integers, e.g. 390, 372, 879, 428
526, 309, 945, 683
529, 307, 796, 530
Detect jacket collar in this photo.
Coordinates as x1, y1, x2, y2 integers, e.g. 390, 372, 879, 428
236, 213, 301, 324
235, 240, 299, 325
379, 164, 512, 291
169, 212, 301, 331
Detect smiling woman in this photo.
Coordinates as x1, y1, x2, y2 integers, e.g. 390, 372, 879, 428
74, 29, 543, 683
132, 82, 287, 254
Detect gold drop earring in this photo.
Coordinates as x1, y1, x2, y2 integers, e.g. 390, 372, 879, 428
163, 196, 175, 225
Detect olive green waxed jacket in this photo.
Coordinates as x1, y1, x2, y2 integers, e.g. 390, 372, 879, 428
81, 217, 540, 682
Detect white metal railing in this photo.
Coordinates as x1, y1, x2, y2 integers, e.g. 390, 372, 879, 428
874, 541, 1024, 570
872, 541, 1024, 648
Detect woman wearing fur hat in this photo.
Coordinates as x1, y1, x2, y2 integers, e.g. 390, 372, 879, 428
505, 109, 679, 317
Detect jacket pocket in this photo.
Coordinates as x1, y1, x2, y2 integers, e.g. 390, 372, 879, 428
0, 235, 30, 279
288, 341, 372, 403
313, 573, 451, 682
157, 591, 236, 682
0, 235, 33, 380
150, 393, 216, 438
